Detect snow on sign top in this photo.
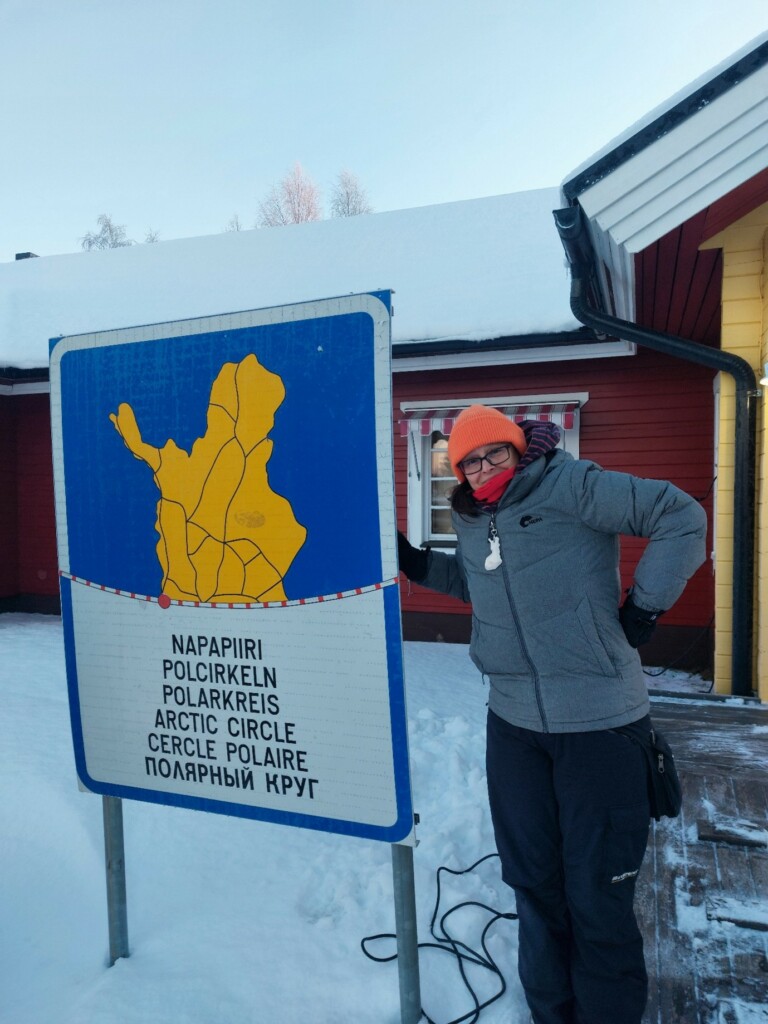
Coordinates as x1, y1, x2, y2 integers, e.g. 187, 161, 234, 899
0, 187, 578, 369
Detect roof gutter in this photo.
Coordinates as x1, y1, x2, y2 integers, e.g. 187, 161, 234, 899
553, 204, 758, 697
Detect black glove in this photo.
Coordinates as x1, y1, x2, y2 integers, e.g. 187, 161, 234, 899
397, 531, 429, 583
620, 592, 663, 648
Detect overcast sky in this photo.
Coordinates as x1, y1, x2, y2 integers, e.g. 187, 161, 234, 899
1, 0, 766, 263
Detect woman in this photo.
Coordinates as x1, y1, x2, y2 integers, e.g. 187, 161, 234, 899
397, 404, 707, 1024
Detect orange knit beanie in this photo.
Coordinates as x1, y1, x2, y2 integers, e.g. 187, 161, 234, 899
447, 405, 527, 482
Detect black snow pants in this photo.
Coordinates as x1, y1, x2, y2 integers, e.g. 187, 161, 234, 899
486, 710, 651, 1024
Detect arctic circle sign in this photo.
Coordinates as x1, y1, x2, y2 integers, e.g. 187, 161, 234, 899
49, 293, 414, 843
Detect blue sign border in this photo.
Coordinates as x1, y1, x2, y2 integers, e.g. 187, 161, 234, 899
52, 293, 414, 843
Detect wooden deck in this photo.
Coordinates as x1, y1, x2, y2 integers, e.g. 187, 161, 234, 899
640, 696, 768, 1024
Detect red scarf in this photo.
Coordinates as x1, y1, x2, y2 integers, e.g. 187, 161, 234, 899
472, 467, 516, 505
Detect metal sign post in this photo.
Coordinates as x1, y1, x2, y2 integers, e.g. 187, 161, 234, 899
392, 842, 422, 1024
102, 796, 129, 965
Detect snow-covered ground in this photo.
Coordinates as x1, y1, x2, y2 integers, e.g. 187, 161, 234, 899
0, 614, 719, 1023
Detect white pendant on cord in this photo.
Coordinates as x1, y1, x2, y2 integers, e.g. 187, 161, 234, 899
485, 536, 502, 570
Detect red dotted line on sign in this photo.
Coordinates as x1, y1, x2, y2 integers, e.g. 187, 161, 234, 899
59, 571, 398, 609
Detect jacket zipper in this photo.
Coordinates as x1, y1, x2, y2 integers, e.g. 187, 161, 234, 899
490, 510, 549, 732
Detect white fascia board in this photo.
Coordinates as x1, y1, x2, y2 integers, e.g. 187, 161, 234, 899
400, 391, 591, 412
608, 108, 768, 251
578, 64, 768, 254
588, 221, 637, 322
0, 380, 50, 395
393, 340, 634, 373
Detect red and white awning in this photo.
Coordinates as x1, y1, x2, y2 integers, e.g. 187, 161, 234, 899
399, 402, 579, 437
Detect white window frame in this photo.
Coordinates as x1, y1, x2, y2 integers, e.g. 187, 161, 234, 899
402, 393, 588, 548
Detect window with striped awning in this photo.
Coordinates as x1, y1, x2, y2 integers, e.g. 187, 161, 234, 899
398, 401, 579, 438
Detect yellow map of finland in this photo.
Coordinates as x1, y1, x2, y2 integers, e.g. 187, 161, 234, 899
109, 354, 307, 603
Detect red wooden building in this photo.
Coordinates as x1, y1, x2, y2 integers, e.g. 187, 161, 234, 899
392, 346, 714, 669
0, 377, 59, 613
0, 184, 715, 670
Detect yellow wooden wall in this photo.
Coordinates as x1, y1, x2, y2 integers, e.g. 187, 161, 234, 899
702, 201, 768, 699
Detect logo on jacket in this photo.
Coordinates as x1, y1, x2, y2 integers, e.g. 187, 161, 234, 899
519, 515, 543, 528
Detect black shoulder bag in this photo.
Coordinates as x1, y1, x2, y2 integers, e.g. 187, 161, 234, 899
644, 727, 683, 821
612, 721, 683, 821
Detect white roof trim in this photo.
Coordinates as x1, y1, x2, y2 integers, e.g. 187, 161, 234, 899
393, 339, 634, 372
400, 391, 590, 412
587, 222, 638, 322
567, 52, 768, 324
0, 380, 50, 395
563, 32, 768, 188
577, 62, 768, 255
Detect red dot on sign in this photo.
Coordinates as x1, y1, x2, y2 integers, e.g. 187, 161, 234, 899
158, 594, 171, 609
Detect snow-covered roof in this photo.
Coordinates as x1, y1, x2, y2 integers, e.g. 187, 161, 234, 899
0, 188, 579, 370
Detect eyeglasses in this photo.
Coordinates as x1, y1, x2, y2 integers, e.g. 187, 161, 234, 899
459, 444, 514, 476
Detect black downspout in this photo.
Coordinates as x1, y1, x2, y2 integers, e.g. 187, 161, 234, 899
554, 205, 758, 697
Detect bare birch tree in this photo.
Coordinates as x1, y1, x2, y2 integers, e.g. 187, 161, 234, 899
330, 170, 373, 217
81, 214, 134, 250
257, 163, 322, 227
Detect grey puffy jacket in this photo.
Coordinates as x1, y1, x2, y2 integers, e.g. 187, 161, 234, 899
422, 442, 707, 733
